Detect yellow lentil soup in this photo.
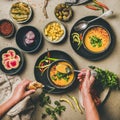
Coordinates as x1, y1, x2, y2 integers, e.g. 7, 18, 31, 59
84, 26, 110, 53
49, 61, 74, 88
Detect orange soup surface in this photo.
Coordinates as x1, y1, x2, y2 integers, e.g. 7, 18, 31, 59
50, 62, 74, 87
84, 26, 110, 53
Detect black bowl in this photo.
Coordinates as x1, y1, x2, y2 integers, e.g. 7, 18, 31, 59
0, 19, 15, 38
82, 25, 111, 54
16, 26, 43, 53
47, 59, 76, 89
0, 47, 24, 75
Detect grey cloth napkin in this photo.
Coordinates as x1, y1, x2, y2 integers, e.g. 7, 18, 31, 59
0, 74, 35, 120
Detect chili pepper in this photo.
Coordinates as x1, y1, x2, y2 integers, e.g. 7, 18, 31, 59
72, 96, 83, 114
72, 32, 82, 50
79, 33, 83, 40
60, 98, 75, 110
67, 95, 83, 114
93, 0, 109, 10
85, 5, 100, 10
93, 3, 104, 13
47, 51, 51, 63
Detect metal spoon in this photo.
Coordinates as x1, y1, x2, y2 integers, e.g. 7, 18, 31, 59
65, 0, 90, 6
56, 64, 97, 77
74, 10, 113, 31
66, 66, 97, 76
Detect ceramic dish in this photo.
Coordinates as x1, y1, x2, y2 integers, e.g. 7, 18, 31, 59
0, 19, 15, 38
82, 25, 111, 54
44, 21, 66, 43
10, 2, 32, 23
34, 50, 78, 94
54, 3, 73, 22
47, 59, 76, 89
16, 26, 43, 53
0, 47, 24, 75
70, 16, 115, 61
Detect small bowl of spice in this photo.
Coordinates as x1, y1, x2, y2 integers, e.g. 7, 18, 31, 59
0, 19, 15, 38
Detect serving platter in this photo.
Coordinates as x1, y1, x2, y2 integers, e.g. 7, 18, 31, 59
34, 50, 79, 94
70, 16, 115, 61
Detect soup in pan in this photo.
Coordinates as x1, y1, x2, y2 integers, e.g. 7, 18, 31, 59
84, 26, 110, 53
49, 61, 74, 87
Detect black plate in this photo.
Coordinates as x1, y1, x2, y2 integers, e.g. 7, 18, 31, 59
0, 47, 24, 75
70, 16, 115, 61
34, 50, 78, 94
16, 26, 43, 53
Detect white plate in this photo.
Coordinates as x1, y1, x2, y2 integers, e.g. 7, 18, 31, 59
79, 87, 110, 108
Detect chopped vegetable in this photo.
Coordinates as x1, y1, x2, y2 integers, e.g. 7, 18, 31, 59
72, 32, 82, 50
36, 51, 58, 75
10, 2, 31, 22
44, 22, 64, 41
51, 71, 69, 81
90, 36, 102, 48
60, 98, 75, 110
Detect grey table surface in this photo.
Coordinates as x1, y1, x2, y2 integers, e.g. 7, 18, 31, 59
0, 0, 120, 120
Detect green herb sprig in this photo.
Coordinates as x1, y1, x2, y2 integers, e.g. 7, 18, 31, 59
90, 36, 102, 48
89, 66, 120, 91
52, 72, 69, 81
39, 90, 66, 120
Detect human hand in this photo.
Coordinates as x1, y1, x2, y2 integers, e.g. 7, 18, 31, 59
11, 80, 35, 103
77, 69, 95, 95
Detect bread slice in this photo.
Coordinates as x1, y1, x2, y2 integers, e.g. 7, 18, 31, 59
27, 81, 44, 90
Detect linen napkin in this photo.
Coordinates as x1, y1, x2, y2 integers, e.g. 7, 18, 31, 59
0, 74, 35, 120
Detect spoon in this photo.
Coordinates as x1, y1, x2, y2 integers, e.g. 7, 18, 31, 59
74, 10, 113, 31
65, 0, 90, 6
56, 64, 97, 77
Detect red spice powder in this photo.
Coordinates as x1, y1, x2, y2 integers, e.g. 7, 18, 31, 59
0, 21, 13, 36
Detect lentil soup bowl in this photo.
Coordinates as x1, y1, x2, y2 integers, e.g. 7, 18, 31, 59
83, 25, 111, 54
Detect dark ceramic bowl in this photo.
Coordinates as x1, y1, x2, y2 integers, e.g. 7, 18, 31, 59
0, 19, 15, 38
16, 26, 43, 53
0, 47, 24, 75
83, 25, 111, 54
47, 59, 76, 89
